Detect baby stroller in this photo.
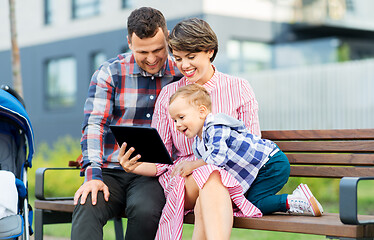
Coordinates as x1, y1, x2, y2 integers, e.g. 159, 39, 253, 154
0, 85, 35, 240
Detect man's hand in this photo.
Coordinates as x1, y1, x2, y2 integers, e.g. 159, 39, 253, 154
171, 159, 207, 177
119, 142, 142, 173
73, 179, 109, 206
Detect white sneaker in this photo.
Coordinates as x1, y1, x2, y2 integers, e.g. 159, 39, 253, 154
287, 183, 324, 216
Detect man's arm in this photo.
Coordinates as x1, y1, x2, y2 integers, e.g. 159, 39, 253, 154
76, 65, 115, 205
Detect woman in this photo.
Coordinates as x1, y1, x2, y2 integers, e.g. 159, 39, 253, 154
153, 18, 264, 239
119, 18, 262, 240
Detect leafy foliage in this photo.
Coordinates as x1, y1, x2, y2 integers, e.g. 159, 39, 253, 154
28, 135, 83, 198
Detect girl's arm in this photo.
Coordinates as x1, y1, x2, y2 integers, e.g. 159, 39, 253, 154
202, 125, 231, 167
171, 159, 207, 177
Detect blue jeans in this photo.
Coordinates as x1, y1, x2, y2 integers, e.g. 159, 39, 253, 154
245, 149, 290, 215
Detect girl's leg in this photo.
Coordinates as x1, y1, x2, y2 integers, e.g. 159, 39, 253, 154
245, 150, 290, 214
199, 171, 233, 240
192, 197, 206, 240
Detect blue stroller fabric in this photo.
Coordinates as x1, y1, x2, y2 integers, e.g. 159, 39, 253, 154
0, 87, 35, 240
0, 89, 34, 166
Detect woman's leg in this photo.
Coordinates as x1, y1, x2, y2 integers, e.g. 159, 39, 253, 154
192, 197, 206, 240
184, 171, 233, 240
199, 171, 233, 240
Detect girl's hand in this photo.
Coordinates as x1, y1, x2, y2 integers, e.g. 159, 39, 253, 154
118, 142, 142, 173
171, 159, 206, 177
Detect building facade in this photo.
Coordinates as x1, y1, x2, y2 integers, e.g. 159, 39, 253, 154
1, 0, 373, 144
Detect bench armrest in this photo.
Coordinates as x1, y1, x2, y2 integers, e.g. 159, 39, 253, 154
35, 167, 80, 200
339, 176, 374, 225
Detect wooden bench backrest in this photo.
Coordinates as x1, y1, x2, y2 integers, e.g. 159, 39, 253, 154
261, 129, 374, 178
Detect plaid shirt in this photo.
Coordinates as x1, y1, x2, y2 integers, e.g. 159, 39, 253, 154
81, 52, 180, 182
193, 113, 278, 192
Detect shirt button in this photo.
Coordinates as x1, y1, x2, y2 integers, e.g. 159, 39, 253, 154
150, 95, 154, 100
151, 76, 154, 80
146, 113, 151, 118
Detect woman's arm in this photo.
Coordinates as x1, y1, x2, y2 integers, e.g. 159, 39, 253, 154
238, 79, 261, 136
118, 143, 157, 176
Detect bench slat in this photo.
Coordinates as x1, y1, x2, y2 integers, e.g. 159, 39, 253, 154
286, 153, 374, 166
290, 166, 374, 178
276, 141, 374, 153
229, 213, 374, 238
262, 129, 374, 140
35, 200, 75, 213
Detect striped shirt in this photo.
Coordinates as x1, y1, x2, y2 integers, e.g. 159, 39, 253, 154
81, 52, 180, 182
151, 68, 260, 173
193, 113, 277, 192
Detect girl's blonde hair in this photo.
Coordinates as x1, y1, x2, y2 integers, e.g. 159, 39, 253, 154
169, 84, 212, 111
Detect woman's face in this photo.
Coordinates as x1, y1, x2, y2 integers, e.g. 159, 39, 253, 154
172, 50, 214, 85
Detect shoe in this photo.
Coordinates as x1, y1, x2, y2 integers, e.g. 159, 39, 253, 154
287, 183, 324, 216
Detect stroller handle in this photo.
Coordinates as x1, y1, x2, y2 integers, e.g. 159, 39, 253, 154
1, 85, 26, 109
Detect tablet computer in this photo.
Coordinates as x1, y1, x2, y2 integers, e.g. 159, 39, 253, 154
110, 125, 173, 164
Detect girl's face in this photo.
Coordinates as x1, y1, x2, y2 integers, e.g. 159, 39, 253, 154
168, 97, 208, 139
172, 50, 215, 85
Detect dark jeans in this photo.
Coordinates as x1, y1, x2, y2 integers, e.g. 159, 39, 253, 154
245, 149, 290, 215
71, 168, 165, 240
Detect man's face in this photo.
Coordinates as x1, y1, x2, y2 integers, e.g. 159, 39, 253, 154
128, 28, 168, 75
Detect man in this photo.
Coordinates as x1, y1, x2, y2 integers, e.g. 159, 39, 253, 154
71, 7, 180, 240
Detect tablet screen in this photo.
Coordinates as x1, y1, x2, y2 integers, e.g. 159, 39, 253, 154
110, 125, 173, 164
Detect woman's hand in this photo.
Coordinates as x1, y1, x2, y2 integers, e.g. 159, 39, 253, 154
118, 142, 142, 173
171, 159, 207, 177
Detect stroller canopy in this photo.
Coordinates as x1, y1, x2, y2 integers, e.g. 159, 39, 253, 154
0, 89, 34, 166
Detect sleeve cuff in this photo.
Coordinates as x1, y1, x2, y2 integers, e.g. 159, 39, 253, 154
84, 166, 103, 182
155, 164, 168, 176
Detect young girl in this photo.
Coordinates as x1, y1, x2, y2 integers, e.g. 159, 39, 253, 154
168, 83, 323, 216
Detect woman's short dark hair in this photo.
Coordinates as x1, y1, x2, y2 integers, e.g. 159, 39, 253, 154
127, 7, 167, 42
168, 18, 218, 62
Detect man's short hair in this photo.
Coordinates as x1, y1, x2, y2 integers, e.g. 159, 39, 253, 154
169, 84, 212, 111
127, 7, 167, 42
168, 18, 218, 62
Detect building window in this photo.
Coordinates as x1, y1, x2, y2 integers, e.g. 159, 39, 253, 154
72, 0, 100, 19
44, 0, 57, 25
45, 57, 77, 109
91, 52, 107, 75
122, 0, 133, 9
227, 40, 271, 73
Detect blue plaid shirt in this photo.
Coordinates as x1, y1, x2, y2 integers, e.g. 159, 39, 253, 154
193, 113, 278, 192
81, 52, 180, 182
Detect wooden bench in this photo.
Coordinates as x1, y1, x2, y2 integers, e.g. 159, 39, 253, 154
34, 129, 374, 240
